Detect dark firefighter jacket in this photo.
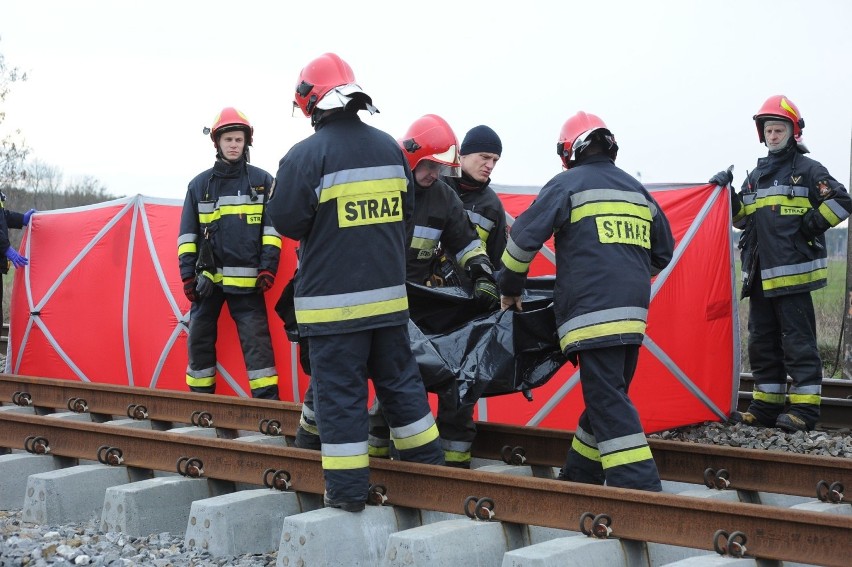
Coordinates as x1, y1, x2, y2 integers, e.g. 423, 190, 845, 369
732, 144, 851, 298
445, 173, 508, 269
498, 154, 675, 355
178, 158, 281, 293
0, 191, 25, 275
406, 178, 488, 285
266, 111, 413, 337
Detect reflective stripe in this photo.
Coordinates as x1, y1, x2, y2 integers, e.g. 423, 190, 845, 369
441, 438, 473, 453
295, 285, 408, 324
444, 450, 471, 464
262, 235, 282, 248
755, 185, 808, 198
819, 199, 850, 225
299, 417, 319, 435
321, 441, 369, 470
601, 445, 654, 470
789, 384, 821, 395
574, 425, 598, 448
301, 404, 316, 422
455, 241, 484, 267
570, 201, 652, 224
570, 435, 601, 463
186, 366, 216, 379
186, 374, 215, 388
178, 242, 197, 256
318, 175, 407, 204
368, 434, 390, 449
369, 445, 390, 457
788, 393, 821, 405
570, 188, 651, 208
315, 165, 407, 198
410, 225, 442, 251
755, 383, 786, 394
558, 307, 648, 349
248, 374, 278, 390
178, 233, 198, 245
501, 236, 537, 275
598, 432, 648, 455
466, 210, 495, 232
753, 390, 785, 404
391, 415, 439, 451
761, 258, 828, 291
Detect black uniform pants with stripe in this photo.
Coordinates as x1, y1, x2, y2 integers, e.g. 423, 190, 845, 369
309, 325, 444, 505
747, 279, 822, 428
560, 345, 661, 491
187, 288, 279, 400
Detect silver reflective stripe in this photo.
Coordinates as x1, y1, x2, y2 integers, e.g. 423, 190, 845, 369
321, 441, 368, 457
218, 194, 256, 206
598, 432, 649, 455
466, 210, 495, 231
505, 237, 537, 262
178, 233, 197, 245
760, 257, 827, 280
570, 188, 649, 208
295, 284, 407, 311
789, 384, 821, 395
186, 366, 216, 378
319, 165, 407, 190
742, 193, 757, 205
198, 202, 216, 214
824, 199, 851, 221
441, 439, 472, 452
558, 306, 648, 336
413, 225, 442, 241
574, 425, 598, 448
391, 412, 436, 439
755, 185, 809, 198
755, 383, 787, 394
247, 367, 277, 379
222, 266, 259, 278
263, 226, 281, 237
301, 404, 316, 421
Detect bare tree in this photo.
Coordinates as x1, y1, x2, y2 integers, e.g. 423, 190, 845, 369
0, 37, 30, 190
25, 158, 63, 209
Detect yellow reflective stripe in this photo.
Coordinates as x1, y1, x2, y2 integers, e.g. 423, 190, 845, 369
752, 390, 786, 404
221, 275, 257, 288
818, 202, 842, 226
410, 236, 437, 250
393, 423, 439, 451
199, 211, 220, 224
560, 320, 646, 351
475, 226, 490, 243
571, 435, 601, 462
322, 454, 370, 470
178, 243, 197, 256
186, 375, 215, 387
501, 251, 531, 275
369, 446, 390, 457
732, 209, 747, 224
601, 445, 654, 469
570, 202, 652, 223
262, 235, 282, 248
458, 248, 484, 268
319, 178, 407, 203
444, 450, 471, 464
249, 375, 278, 389
789, 393, 821, 405
296, 296, 408, 324
762, 268, 827, 291
299, 417, 319, 435
756, 195, 810, 209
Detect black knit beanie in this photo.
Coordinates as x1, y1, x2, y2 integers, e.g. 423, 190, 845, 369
460, 125, 502, 156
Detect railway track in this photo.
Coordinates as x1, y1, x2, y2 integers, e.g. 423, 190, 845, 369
1, 374, 851, 566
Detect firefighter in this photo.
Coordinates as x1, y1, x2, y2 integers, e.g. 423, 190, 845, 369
499, 112, 674, 491
364, 114, 498, 464
444, 125, 508, 276
178, 107, 281, 400
266, 53, 444, 512
710, 95, 851, 432
0, 197, 35, 325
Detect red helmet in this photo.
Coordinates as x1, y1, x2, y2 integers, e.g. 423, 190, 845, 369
753, 95, 804, 143
398, 114, 461, 177
294, 53, 372, 117
556, 111, 617, 169
208, 107, 253, 147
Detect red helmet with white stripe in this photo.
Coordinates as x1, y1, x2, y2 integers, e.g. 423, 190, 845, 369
398, 114, 461, 177
556, 111, 618, 169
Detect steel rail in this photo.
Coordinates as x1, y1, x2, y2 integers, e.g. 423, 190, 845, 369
0, 411, 849, 567
2, 374, 850, 500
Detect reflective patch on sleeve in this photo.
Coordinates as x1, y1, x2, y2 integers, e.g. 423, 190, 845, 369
595, 216, 651, 248
338, 191, 403, 227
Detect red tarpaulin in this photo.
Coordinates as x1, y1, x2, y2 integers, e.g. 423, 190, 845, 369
7, 184, 738, 433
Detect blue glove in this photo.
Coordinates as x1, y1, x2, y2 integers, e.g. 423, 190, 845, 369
23, 209, 37, 226
5, 247, 28, 269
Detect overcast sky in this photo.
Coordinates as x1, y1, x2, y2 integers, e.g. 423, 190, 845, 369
2, 0, 851, 202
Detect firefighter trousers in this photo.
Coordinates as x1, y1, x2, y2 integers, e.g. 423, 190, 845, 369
185, 287, 279, 400
558, 345, 661, 491
746, 279, 822, 428
309, 325, 444, 505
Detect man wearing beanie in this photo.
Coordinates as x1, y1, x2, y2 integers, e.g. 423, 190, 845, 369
445, 125, 508, 273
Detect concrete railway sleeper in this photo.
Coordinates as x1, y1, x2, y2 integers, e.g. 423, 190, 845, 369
0, 410, 850, 565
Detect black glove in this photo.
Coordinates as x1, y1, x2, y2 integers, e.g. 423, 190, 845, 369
256, 270, 275, 293
709, 167, 734, 187
182, 277, 198, 302
195, 272, 216, 298
473, 277, 500, 311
